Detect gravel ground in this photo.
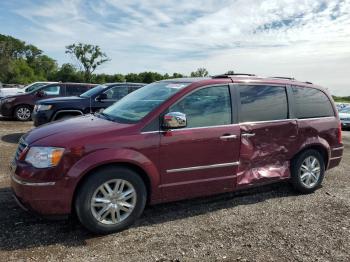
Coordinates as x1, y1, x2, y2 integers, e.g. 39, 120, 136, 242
0, 117, 349, 261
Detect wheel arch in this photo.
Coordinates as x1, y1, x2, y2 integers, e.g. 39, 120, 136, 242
52, 109, 83, 120
292, 144, 330, 169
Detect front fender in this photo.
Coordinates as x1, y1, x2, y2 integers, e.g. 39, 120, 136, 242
66, 148, 161, 202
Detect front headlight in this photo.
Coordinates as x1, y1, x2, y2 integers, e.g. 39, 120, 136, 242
25, 147, 64, 168
36, 104, 52, 111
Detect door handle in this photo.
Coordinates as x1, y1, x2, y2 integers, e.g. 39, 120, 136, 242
241, 133, 255, 138
220, 134, 237, 140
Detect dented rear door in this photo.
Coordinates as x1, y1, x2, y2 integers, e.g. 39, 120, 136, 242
235, 84, 298, 188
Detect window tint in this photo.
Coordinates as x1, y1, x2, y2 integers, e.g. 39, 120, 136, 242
292, 87, 334, 118
104, 85, 129, 100
239, 85, 288, 122
66, 85, 88, 96
41, 85, 60, 95
169, 85, 231, 128
129, 85, 142, 93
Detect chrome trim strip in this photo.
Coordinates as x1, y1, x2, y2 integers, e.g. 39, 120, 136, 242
240, 119, 297, 125
297, 116, 336, 121
330, 156, 342, 161
166, 162, 240, 173
52, 110, 83, 120
332, 146, 344, 151
160, 174, 237, 188
140, 131, 161, 134
11, 175, 56, 186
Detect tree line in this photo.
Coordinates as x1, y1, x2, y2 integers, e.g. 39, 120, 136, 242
0, 34, 209, 85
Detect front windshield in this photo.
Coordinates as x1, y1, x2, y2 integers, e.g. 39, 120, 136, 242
102, 81, 190, 123
80, 85, 108, 98
26, 83, 48, 93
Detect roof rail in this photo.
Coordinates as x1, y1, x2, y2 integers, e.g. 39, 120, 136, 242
212, 72, 256, 79
270, 76, 295, 80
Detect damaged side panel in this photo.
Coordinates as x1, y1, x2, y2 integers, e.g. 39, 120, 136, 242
236, 120, 299, 188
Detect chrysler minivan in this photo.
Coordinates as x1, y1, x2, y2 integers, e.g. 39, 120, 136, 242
10, 74, 343, 234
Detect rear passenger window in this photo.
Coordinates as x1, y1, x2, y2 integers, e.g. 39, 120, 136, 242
292, 87, 334, 118
169, 85, 232, 128
238, 85, 288, 122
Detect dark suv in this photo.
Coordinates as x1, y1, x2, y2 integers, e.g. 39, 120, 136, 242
10, 74, 343, 234
32, 83, 145, 126
0, 83, 96, 121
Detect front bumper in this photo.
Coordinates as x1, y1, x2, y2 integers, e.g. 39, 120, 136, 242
32, 110, 53, 127
10, 161, 73, 216
0, 101, 12, 117
341, 121, 350, 128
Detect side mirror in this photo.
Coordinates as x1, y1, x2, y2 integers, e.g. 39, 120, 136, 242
162, 112, 187, 129
96, 93, 108, 101
35, 90, 45, 97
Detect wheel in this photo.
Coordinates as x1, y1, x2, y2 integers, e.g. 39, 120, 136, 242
75, 166, 147, 234
291, 149, 325, 193
14, 105, 32, 121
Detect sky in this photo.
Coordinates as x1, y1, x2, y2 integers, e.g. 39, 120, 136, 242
0, 0, 349, 95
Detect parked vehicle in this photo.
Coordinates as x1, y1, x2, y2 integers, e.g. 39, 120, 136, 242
10, 74, 343, 234
0, 83, 96, 121
339, 107, 350, 129
32, 83, 145, 126
0, 82, 57, 99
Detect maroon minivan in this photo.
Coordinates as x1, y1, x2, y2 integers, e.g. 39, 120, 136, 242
10, 74, 343, 234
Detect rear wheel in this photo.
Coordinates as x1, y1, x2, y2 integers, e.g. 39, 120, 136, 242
291, 149, 325, 193
14, 105, 32, 121
75, 166, 147, 234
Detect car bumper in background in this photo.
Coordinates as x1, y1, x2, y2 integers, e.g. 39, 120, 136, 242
32, 110, 53, 126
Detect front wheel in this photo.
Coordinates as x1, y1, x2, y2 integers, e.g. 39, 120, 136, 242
14, 105, 32, 121
75, 166, 147, 234
291, 149, 325, 193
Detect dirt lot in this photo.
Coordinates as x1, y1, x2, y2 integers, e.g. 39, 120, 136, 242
0, 117, 349, 261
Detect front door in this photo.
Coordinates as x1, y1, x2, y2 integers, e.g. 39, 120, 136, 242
236, 85, 298, 188
159, 85, 240, 202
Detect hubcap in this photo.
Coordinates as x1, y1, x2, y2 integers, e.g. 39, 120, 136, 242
299, 156, 321, 188
90, 179, 137, 225
16, 107, 31, 120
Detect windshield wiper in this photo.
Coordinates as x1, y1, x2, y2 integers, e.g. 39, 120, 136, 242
95, 112, 116, 122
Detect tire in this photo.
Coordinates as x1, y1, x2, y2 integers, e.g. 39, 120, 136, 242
75, 166, 147, 234
14, 105, 32, 121
291, 149, 325, 193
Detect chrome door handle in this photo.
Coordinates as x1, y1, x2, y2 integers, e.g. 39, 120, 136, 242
241, 133, 255, 138
220, 134, 237, 140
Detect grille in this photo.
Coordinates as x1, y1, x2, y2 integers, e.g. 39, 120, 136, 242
15, 138, 28, 160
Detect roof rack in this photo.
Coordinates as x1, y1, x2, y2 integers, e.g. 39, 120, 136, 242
270, 76, 295, 80
212, 72, 257, 79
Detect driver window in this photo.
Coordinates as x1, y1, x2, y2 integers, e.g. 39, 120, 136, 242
104, 86, 129, 100
169, 85, 232, 128
41, 85, 60, 95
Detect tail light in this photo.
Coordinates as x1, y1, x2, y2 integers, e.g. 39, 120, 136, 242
338, 121, 342, 144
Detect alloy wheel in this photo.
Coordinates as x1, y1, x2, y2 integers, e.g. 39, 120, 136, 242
299, 156, 321, 188
16, 107, 31, 120
90, 179, 137, 225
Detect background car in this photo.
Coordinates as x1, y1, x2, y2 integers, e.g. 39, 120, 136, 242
0, 82, 57, 99
0, 82, 96, 121
32, 82, 145, 126
339, 107, 350, 129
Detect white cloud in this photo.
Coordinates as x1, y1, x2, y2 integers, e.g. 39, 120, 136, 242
10, 0, 350, 95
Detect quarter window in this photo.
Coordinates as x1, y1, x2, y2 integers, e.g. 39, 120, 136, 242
292, 87, 334, 118
238, 85, 288, 122
169, 85, 232, 128
66, 85, 88, 96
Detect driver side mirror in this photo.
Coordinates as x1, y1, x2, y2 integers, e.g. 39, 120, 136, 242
162, 112, 187, 129
96, 93, 108, 101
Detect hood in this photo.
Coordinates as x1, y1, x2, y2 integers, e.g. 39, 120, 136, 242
38, 96, 85, 104
23, 114, 133, 146
0, 88, 24, 96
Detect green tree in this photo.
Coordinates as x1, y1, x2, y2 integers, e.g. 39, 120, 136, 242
50, 63, 84, 82
65, 43, 110, 82
190, 68, 209, 77
7, 59, 36, 84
